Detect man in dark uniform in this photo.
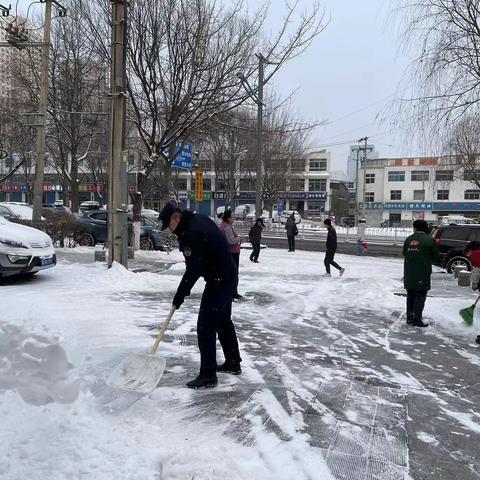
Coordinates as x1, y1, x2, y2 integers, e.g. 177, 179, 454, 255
403, 219, 440, 327
159, 202, 242, 389
323, 218, 345, 277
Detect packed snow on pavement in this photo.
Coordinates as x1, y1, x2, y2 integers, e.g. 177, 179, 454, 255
1, 247, 480, 479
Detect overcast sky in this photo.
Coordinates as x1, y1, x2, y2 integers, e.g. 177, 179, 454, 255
15, 0, 416, 174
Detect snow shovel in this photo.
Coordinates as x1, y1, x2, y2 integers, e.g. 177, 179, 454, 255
106, 306, 176, 393
459, 295, 480, 326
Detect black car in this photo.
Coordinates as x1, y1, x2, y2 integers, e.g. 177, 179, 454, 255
75, 210, 167, 250
431, 224, 480, 273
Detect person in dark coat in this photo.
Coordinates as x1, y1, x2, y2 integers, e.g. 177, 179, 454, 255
159, 202, 242, 389
248, 218, 264, 262
285, 213, 298, 252
323, 218, 345, 277
403, 219, 440, 327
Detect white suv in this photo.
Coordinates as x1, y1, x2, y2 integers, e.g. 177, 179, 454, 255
0, 216, 56, 278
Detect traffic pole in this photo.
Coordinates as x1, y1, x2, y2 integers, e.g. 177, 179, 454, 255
32, 0, 53, 224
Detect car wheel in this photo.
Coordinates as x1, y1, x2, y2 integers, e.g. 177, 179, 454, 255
78, 232, 95, 247
446, 256, 471, 274
140, 236, 154, 251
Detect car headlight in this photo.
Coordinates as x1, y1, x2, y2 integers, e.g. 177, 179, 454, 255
0, 238, 28, 249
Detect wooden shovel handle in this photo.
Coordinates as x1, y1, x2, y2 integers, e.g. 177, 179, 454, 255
150, 306, 176, 355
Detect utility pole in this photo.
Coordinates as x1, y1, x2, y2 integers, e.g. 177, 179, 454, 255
32, 0, 53, 224
108, 0, 128, 268
361, 136, 369, 220
354, 146, 360, 225
256, 54, 264, 218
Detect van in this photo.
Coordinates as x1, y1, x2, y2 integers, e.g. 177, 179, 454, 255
440, 215, 478, 225
234, 204, 255, 220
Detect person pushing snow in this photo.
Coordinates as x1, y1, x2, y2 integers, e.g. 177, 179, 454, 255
159, 202, 242, 389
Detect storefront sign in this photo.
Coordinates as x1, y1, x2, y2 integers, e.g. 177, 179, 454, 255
433, 202, 480, 211
213, 192, 227, 200
359, 202, 383, 210
195, 171, 203, 202
188, 190, 212, 201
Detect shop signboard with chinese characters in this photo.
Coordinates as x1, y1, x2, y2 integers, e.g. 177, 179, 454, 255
433, 202, 480, 211
189, 190, 212, 201
359, 202, 383, 210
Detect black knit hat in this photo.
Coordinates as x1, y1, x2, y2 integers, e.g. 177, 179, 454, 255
158, 201, 182, 230
324, 218, 332, 226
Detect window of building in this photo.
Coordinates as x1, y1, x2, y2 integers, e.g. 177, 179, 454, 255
239, 178, 255, 191
309, 158, 327, 172
365, 173, 375, 184
388, 171, 405, 182
365, 192, 375, 203
291, 158, 306, 172
290, 178, 305, 191
435, 170, 454, 182
216, 179, 227, 191
5, 156, 13, 169
308, 179, 327, 192
413, 189, 425, 201
197, 158, 212, 171
307, 201, 324, 211
173, 178, 187, 190
465, 189, 480, 200
464, 171, 480, 182
437, 189, 449, 200
390, 190, 402, 201
411, 170, 429, 182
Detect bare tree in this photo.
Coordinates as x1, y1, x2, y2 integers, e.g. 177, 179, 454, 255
444, 114, 480, 188
392, 0, 480, 144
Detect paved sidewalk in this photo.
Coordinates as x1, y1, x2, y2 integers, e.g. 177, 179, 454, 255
90, 255, 480, 480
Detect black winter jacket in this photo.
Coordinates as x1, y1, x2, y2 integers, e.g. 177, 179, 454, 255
249, 224, 263, 244
174, 212, 236, 305
326, 226, 337, 250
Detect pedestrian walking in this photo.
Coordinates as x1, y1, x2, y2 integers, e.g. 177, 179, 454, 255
323, 218, 345, 277
249, 218, 264, 263
356, 218, 368, 256
219, 209, 244, 300
285, 213, 298, 252
159, 202, 242, 389
403, 219, 440, 327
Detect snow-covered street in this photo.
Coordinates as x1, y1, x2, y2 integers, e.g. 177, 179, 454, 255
2, 248, 480, 480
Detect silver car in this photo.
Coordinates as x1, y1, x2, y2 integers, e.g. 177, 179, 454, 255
0, 216, 56, 278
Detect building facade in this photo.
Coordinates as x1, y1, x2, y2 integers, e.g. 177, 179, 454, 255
144, 150, 332, 218
357, 156, 480, 226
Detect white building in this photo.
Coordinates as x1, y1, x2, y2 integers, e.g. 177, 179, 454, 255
357, 156, 480, 226
347, 144, 379, 183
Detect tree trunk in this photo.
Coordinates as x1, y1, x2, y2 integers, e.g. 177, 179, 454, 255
70, 154, 80, 213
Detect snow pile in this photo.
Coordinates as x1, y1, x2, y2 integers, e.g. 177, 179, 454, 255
0, 324, 80, 406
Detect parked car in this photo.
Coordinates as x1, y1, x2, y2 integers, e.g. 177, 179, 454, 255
234, 204, 255, 220
79, 201, 100, 212
0, 216, 56, 278
0, 202, 45, 221
431, 224, 480, 273
280, 210, 302, 224
75, 210, 167, 250
440, 215, 478, 225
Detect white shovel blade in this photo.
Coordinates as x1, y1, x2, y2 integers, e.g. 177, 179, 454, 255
106, 354, 166, 393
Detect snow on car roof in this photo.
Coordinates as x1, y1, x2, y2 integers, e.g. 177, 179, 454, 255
0, 203, 36, 220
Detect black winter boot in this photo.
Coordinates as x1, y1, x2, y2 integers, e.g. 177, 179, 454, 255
217, 362, 242, 375
185, 375, 218, 389
412, 320, 429, 328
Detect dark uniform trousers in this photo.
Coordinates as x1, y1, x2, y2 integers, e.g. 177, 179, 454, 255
324, 249, 341, 274
406, 289, 427, 323
250, 243, 260, 261
197, 278, 242, 377
287, 236, 295, 251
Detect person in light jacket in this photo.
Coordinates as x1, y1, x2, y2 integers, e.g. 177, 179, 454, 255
219, 210, 244, 299
249, 218, 265, 263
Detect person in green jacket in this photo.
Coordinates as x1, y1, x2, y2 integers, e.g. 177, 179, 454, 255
403, 219, 440, 327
